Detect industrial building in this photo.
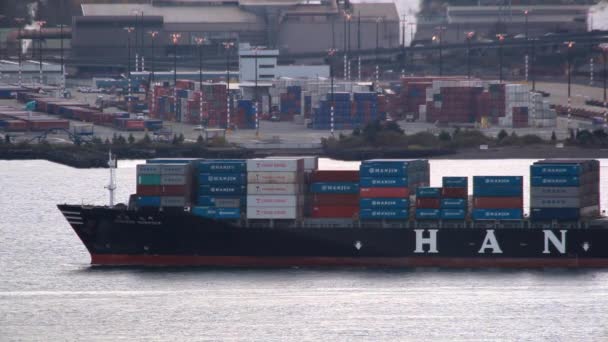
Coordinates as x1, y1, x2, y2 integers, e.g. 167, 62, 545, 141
71, 0, 400, 73
417, 5, 589, 43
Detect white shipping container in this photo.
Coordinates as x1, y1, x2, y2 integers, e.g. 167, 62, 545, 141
247, 183, 301, 195
247, 171, 301, 183
247, 158, 303, 172
272, 156, 318, 171
247, 195, 298, 207
246, 206, 298, 219
161, 164, 190, 175
160, 174, 187, 185
161, 196, 187, 207
137, 164, 161, 175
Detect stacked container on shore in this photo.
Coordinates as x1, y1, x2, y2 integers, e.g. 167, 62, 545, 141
440, 177, 468, 220
472, 176, 523, 220
359, 159, 429, 220
193, 160, 247, 220
135, 162, 193, 209
280, 86, 302, 121
309, 170, 360, 218
246, 158, 305, 220
530, 159, 600, 221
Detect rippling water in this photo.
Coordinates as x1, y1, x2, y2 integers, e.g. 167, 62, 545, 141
1, 159, 608, 341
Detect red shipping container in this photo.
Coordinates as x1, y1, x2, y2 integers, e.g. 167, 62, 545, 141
310, 170, 360, 182
137, 185, 162, 196
161, 185, 190, 196
415, 198, 441, 209
360, 187, 410, 198
473, 197, 522, 209
312, 194, 359, 206
441, 187, 468, 198
311, 205, 359, 218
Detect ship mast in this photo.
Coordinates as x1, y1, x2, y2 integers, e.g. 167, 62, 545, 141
104, 150, 117, 207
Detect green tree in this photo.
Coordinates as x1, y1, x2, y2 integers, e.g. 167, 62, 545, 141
197, 135, 204, 144
128, 133, 135, 144
116, 135, 127, 145
178, 133, 185, 143
497, 129, 508, 141
551, 131, 557, 142
111, 133, 118, 144
142, 133, 152, 144
172, 134, 179, 145
104, 137, 111, 145
438, 130, 451, 142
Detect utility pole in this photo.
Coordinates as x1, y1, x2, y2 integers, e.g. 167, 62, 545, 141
433, 26, 446, 76
524, 10, 529, 82
357, 11, 361, 82
252, 46, 260, 137
375, 17, 382, 86
601, 44, 608, 122
566, 41, 575, 130
497, 33, 505, 82
148, 31, 158, 83
195, 36, 206, 91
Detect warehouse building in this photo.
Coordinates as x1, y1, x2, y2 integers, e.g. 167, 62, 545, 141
71, 0, 400, 73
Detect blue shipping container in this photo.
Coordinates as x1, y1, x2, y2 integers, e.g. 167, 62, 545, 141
360, 198, 409, 209
472, 209, 523, 220
441, 209, 467, 220
360, 177, 408, 187
198, 160, 246, 173
199, 185, 246, 196
214, 208, 241, 219
473, 176, 523, 187
360, 165, 407, 177
473, 186, 523, 197
198, 173, 247, 184
192, 206, 216, 218
441, 198, 467, 209
442, 177, 468, 188
530, 207, 580, 221
416, 187, 441, 198
360, 209, 409, 220
530, 176, 580, 187
196, 195, 245, 207
531, 164, 581, 176
310, 182, 359, 194
415, 209, 441, 220
136, 196, 161, 207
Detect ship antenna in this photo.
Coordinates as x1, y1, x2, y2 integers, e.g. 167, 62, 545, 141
104, 150, 117, 207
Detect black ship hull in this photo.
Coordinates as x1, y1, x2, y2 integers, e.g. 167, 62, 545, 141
58, 204, 608, 268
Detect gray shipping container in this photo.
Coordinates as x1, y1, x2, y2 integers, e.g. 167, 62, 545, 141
137, 164, 161, 175
215, 198, 241, 208
530, 187, 580, 198
161, 164, 191, 175
160, 175, 188, 185
161, 196, 187, 207
531, 197, 581, 208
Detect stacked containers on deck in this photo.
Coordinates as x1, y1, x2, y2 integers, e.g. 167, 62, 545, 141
472, 176, 523, 220
246, 158, 305, 220
415, 187, 441, 220
194, 160, 247, 219
136, 163, 193, 209
359, 159, 429, 220
530, 159, 600, 221
310, 170, 360, 218
440, 177, 468, 220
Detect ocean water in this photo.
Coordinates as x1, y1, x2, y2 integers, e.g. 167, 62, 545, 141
1, 159, 608, 341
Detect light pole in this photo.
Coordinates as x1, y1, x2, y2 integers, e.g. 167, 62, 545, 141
328, 48, 337, 136
531, 38, 536, 91
345, 11, 352, 81
15, 18, 24, 87
124, 27, 134, 114
375, 17, 382, 85
223, 41, 235, 131
566, 41, 575, 129
524, 10, 530, 82
434, 26, 446, 76
357, 11, 361, 81
401, 16, 406, 78
466, 31, 475, 79
170, 33, 181, 86
409, 22, 415, 75
252, 46, 261, 137
194, 36, 206, 90
36, 20, 46, 84
58, 24, 67, 96
148, 31, 158, 83
497, 33, 505, 82
600, 44, 608, 122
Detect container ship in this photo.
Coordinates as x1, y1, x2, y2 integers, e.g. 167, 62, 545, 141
58, 157, 608, 268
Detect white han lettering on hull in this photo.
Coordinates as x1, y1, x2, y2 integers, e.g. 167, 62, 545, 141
543, 230, 567, 254
414, 229, 438, 253
478, 230, 503, 254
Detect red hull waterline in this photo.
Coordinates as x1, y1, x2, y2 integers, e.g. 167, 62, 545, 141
91, 254, 608, 268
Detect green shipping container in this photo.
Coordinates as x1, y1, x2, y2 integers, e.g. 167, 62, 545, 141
138, 174, 161, 185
